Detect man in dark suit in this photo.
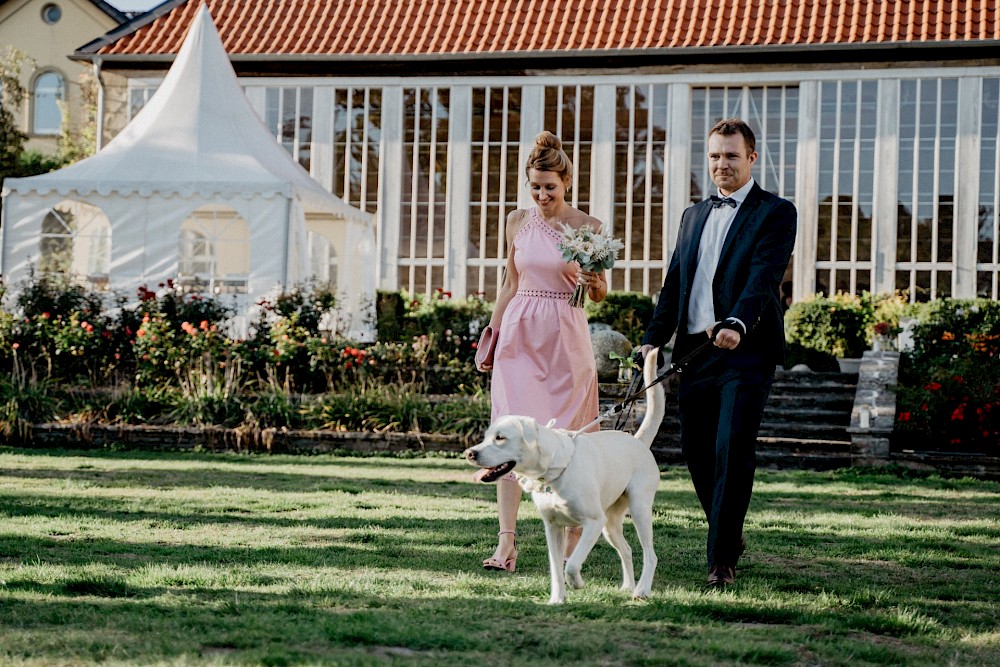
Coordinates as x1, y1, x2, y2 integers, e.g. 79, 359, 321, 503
640, 118, 796, 587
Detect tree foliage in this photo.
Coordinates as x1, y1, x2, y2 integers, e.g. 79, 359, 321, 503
0, 46, 31, 186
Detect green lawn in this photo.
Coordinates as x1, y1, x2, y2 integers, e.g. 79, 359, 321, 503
0, 447, 998, 666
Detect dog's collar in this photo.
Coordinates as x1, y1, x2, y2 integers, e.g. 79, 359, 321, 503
536, 463, 568, 486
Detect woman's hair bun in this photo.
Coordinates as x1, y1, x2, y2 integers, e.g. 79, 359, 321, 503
534, 130, 562, 151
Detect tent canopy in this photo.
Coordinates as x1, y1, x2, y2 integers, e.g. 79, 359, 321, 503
1, 4, 375, 340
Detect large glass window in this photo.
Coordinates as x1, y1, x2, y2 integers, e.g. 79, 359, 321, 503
400, 87, 450, 295
468, 86, 521, 298
690, 86, 798, 205
896, 78, 957, 301
690, 85, 798, 298
815, 80, 877, 295
264, 86, 313, 171
612, 84, 669, 294
979, 78, 1000, 299
331, 88, 381, 214
32, 71, 64, 135
544, 85, 594, 211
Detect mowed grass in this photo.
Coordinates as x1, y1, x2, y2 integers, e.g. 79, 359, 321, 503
0, 447, 998, 666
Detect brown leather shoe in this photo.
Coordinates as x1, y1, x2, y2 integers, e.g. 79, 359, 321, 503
707, 564, 736, 587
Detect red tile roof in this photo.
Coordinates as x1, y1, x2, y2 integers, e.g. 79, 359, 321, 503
85, 0, 1000, 58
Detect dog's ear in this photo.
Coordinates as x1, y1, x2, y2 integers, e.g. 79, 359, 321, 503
519, 416, 538, 448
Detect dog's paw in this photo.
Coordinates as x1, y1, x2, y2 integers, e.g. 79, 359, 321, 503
631, 586, 652, 600
547, 595, 566, 605
619, 580, 635, 593
565, 568, 585, 590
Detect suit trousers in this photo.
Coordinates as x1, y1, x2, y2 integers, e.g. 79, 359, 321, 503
677, 362, 774, 569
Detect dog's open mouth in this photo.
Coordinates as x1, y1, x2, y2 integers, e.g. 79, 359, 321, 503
473, 461, 516, 483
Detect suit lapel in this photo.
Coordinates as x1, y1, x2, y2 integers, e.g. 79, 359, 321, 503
717, 184, 764, 270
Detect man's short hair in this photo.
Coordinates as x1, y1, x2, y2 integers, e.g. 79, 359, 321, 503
710, 118, 756, 155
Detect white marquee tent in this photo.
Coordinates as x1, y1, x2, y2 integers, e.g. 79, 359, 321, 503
0, 5, 376, 339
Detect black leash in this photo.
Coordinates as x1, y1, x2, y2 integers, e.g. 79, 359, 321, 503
609, 338, 717, 432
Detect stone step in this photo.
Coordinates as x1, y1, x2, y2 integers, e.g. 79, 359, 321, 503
774, 370, 859, 385
758, 422, 851, 442
757, 436, 852, 451
770, 381, 858, 397
761, 405, 852, 424
766, 392, 856, 410
652, 437, 854, 468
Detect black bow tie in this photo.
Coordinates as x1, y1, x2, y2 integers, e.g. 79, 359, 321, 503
710, 195, 738, 209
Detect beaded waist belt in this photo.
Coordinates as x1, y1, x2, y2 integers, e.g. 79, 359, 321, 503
516, 289, 574, 299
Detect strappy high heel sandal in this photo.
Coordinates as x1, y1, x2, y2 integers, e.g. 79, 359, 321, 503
482, 530, 518, 572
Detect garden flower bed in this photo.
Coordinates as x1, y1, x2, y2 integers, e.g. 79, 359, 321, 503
2, 274, 997, 462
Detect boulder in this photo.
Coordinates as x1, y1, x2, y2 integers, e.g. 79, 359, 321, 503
591, 329, 633, 382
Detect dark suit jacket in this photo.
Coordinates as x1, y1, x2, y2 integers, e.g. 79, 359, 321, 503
642, 182, 797, 371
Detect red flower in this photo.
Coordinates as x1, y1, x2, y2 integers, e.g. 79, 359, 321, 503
924, 382, 942, 391
899, 412, 912, 422
952, 375, 964, 384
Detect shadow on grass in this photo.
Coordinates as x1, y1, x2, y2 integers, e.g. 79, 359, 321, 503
0, 579, 981, 666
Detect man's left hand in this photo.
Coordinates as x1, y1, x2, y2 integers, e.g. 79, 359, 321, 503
707, 323, 741, 350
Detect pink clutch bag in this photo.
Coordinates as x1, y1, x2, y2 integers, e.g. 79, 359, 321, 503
475, 325, 498, 371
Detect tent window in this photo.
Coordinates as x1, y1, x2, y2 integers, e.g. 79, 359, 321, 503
307, 231, 338, 289
39, 200, 111, 287
179, 230, 213, 276
33, 71, 64, 135
179, 206, 249, 294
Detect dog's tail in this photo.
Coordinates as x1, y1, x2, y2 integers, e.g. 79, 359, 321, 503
634, 348, 665, 448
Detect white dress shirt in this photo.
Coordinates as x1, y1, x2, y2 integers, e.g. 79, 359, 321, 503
686, 179, 755, 335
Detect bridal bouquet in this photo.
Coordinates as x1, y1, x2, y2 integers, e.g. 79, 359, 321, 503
557, 224, 624, 308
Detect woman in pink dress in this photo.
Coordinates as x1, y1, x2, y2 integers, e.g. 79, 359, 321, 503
478, 131, 608, 572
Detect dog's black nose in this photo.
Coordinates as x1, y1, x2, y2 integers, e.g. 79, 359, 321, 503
464, 449, 477, 462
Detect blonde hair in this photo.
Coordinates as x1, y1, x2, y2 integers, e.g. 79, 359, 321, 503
525, 131, 573, 185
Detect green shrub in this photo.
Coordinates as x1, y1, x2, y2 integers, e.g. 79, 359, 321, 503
375, 291, 406, 341
785, 292, 869, 359
585, 291, 654, 346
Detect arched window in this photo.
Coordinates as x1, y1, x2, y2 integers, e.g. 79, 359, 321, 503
179, 205, 249, 294
39, 200, 111, 287
33, 71, 64, 135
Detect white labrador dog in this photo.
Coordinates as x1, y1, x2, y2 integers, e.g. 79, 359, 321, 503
464, 349, 664, 604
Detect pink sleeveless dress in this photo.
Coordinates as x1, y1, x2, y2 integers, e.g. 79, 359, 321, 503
491, 208, 599, 431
